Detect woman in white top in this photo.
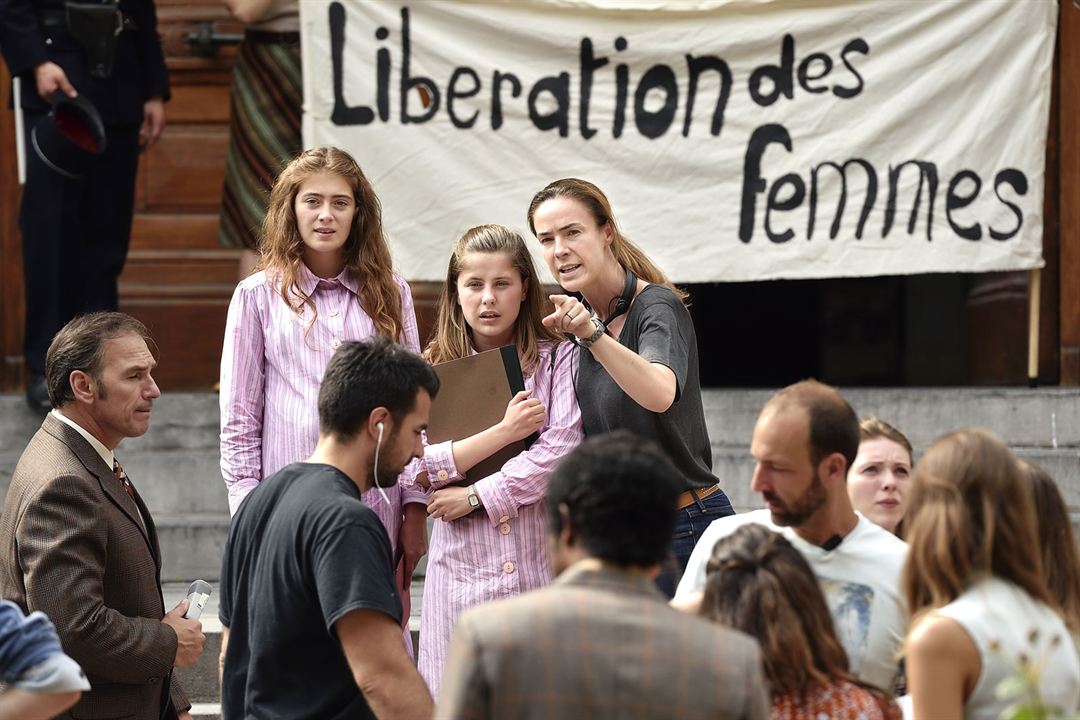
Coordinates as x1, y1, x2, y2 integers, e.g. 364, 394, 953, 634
903, 428, 1080, 719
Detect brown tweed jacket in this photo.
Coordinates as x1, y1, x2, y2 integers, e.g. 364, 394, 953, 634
0, 414, 188, 720
437, 562, 770, 720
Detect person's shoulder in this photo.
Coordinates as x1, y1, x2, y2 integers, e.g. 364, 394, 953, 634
258, 464, 369, 520
674, 512, 776, 599
538, 338, 572, 362
314, 480, 380, 530
678, 610, 762, 657
632, 285, 692, 335
846, 515, 908, 563
236, 269, 273, 292
13, 423, 97, 490
701, 509, 776, 542
7, 453, 105, 530
230, 270, 278, 312
392, 273, 412, 296
14, 421, 68, 469
908, 612, 976, 662
637, 284, 684, 309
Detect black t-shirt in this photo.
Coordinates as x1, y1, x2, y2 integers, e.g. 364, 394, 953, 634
576, 284, 718, 491
219, 463, 402, 720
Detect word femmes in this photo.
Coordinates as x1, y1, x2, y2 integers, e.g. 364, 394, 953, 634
329, 5, 869, 140
741, 124, 1028, 244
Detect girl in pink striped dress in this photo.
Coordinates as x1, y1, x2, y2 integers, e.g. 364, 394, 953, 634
218, 147, 428, 647
410, 225, 583, 697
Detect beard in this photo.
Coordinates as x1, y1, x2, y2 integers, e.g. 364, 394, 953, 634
374, 454, 403, 488
373, 429, 405, 488
764, 471, 827, 527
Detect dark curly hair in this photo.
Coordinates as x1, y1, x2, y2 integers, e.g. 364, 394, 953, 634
546, 431, 681, 567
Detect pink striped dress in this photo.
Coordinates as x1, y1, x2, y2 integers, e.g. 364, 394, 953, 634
408, 340, 583, 697
219, 263, 426, 544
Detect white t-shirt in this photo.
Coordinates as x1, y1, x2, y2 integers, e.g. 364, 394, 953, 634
933, 576, 1080, 719
676, 509, 908, 691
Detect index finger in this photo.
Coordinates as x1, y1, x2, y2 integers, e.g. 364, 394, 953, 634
548, 294, 571, 309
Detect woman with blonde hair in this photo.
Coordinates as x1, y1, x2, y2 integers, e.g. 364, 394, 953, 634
702, 523, 900, 719
903, 429, 1079, 718
527, 178, 733, 595
219, 147, 427, 648
408, 224, 582, 696
847, 418, 913, 535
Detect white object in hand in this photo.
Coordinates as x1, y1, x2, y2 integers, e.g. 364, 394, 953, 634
183, 579, 212, 620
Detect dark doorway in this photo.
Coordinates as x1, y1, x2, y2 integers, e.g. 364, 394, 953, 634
687, 274, 971, 387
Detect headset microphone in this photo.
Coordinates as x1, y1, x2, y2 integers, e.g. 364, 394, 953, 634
608, 267, 637, 323
372, 421, 390, 506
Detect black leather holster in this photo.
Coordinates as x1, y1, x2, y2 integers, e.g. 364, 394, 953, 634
65, 1, 122, 79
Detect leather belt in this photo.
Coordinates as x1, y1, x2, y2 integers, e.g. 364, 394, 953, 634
676, 483, 721, 510
39, 9, 138, 32
245, 29, 301, 45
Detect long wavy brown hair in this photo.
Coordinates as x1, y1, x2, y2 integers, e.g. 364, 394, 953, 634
424, 225, 561, 374
702, 524, 862, 695
526, 178, 689, 305
256, 146, 403, 341
1022, 460, 1080, 632
902, 429, 1055, 625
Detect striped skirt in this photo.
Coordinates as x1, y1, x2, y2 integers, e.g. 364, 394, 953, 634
218, 33, 302, 250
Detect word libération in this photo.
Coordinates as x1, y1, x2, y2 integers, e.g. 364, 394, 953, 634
329, 5, 868, 140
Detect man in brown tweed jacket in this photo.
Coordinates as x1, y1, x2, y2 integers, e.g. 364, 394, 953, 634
437, 431, 769, 720
0, 312, 205, 720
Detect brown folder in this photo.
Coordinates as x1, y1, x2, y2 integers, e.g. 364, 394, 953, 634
427, 345, 538, 484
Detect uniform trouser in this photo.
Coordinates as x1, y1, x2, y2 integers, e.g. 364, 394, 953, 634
20, 110, 140, 374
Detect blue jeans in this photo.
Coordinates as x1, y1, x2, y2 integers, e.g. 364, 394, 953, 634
655, 487, 736, 598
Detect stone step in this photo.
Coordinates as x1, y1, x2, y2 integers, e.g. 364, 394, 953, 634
0, 394, 221, 455
703, 387, 1080, 449
8, 387, 1079, 455
189, 703, 221, 719
0, 396, 226, 515
121, 449, 226, 515
155, 514, 232, 582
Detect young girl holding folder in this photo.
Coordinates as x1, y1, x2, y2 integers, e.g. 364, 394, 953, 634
411, 224, 583, 696
218, 147, 428, 642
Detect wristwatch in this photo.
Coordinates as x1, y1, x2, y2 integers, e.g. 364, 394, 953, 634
466, 484, 481, 509
577, 317, 606, 349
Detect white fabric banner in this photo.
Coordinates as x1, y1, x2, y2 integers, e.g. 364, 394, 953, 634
300, 0, 1056, 283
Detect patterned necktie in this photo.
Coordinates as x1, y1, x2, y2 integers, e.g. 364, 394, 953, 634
113, 459, 136, 501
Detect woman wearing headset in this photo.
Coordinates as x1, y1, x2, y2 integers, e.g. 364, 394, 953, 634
527, 178, 735, 595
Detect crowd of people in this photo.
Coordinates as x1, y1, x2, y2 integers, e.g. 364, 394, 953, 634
0, 140, 1078, 720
